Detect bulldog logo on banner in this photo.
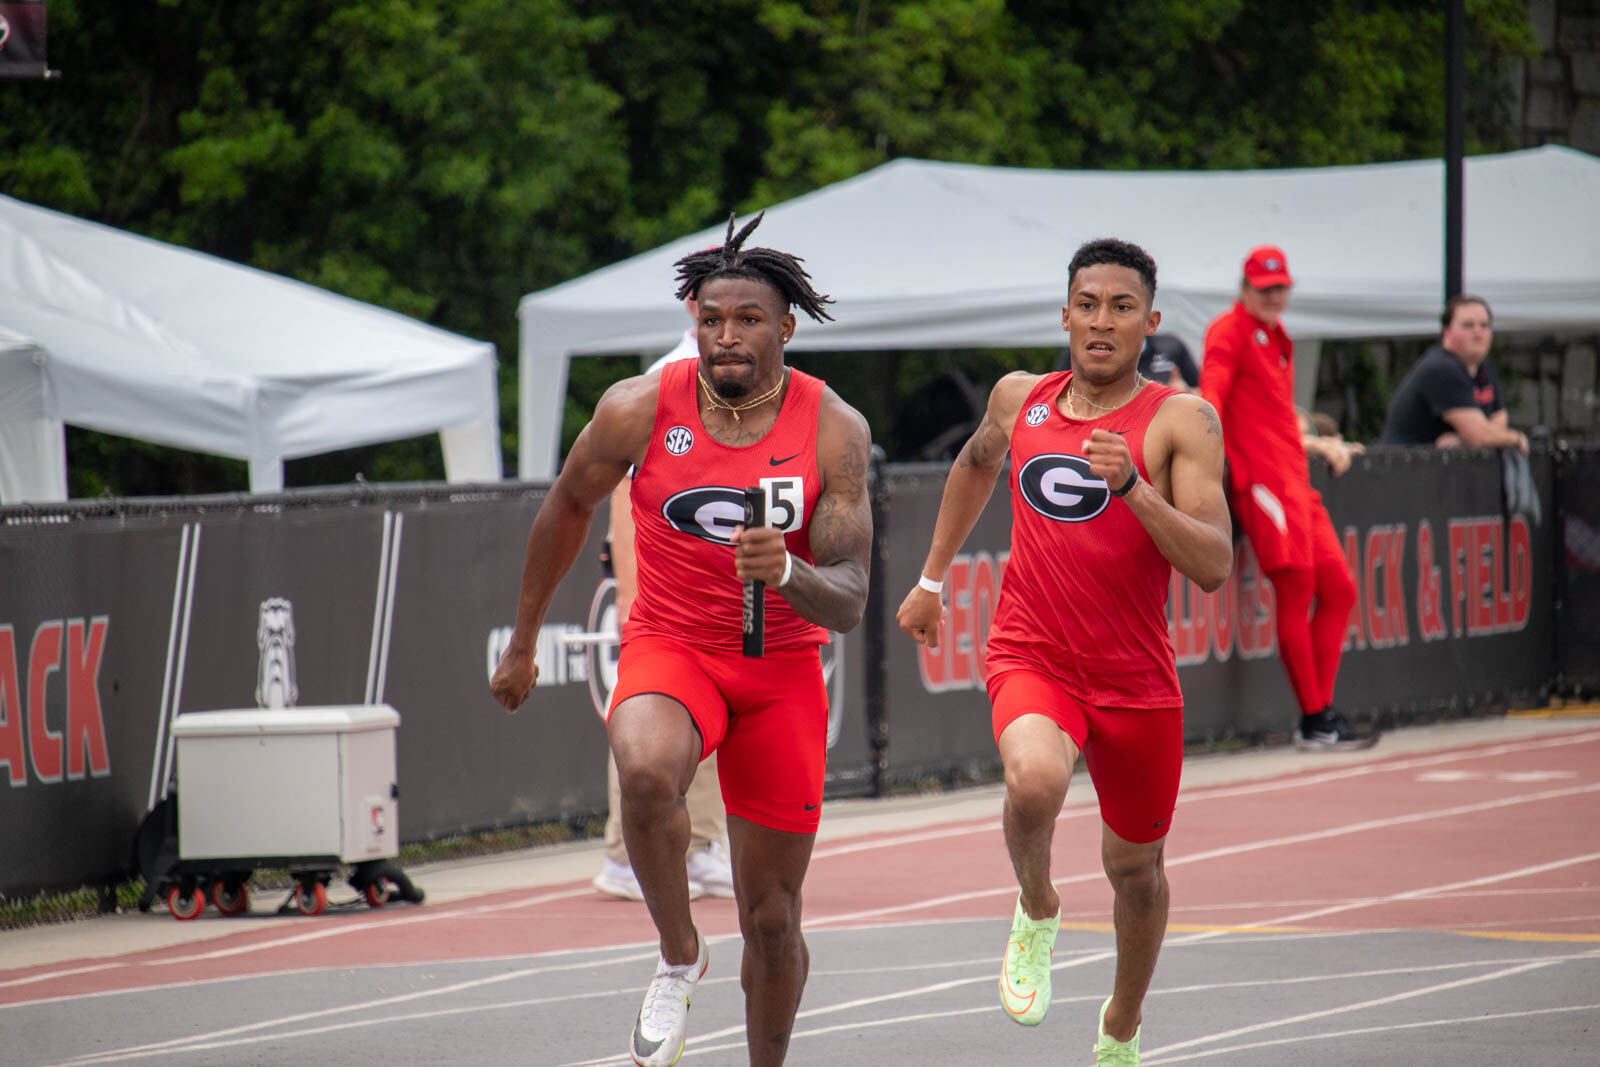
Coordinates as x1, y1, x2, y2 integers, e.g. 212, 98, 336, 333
0, 1, 50, 80
255, 597, 298, 709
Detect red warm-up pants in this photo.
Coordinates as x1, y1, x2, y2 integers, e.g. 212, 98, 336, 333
1238, 483, 1358, 715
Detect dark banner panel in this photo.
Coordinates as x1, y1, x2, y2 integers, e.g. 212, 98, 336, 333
878, 464, 1011, 782
0, 446, 1581, 896
876, 448, 1558, 778
1315, 449, 1554, 716
391, 497, 610, 836
0, 518, 185, 894
0, 1, 47, 79
1558, 445, 1600, 694
0, 484, 874, 896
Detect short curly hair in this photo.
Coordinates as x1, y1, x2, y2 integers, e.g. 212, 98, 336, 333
1067, 238, 1158, 304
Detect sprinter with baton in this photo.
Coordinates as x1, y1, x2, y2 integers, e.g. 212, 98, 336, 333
491, 211, 871, 1067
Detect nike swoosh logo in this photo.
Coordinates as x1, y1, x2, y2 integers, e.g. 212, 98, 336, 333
770, 451, 802, 466
632, 1014, 665, 1057
803, 801, 819, 811
998, 974, 1037, 1016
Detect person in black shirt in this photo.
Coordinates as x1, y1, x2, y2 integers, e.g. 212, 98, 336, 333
1380, 294, 1529, 453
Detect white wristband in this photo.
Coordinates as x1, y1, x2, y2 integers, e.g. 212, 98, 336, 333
778, 551, 794, 587
917, 574, 944, 595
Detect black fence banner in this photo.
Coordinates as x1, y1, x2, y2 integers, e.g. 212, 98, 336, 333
875, 447, 1559, 781
0, 484, 875, 897
0, 1, 47, 80
1558, 445, 1600, 694
0, 446, 1586, 897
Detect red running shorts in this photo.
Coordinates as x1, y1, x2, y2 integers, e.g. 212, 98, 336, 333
988, 668, 1183, 844
609, 633, 828, 834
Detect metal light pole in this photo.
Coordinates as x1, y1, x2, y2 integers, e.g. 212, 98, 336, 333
1445, 0, 1465, 301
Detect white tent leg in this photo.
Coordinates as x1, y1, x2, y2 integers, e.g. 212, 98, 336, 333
518, 351, 569, 482
1294, 340, 1322, 413
0, 416, 68, 503
440, 418, 503, 484
249, 456, 284, 494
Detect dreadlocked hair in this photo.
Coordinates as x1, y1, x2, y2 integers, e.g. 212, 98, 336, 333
673, 211, 835, 322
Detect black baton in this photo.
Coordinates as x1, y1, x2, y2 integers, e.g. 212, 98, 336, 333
742, 486, 765, 658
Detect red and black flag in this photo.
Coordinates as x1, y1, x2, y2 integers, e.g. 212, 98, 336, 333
0, 0, 49, 80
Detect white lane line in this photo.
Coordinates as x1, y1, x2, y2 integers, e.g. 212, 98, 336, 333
1256, 851, 1600, 927
47, 947, 664, 1066
670, 1005, 996, 1063
805, 782, 1600, 929
40, 984, 647, 1067
561, 949, 1600, 1067
20, 731, 1599, 992
1141, 1002, 1600, 1064
1139, 951, 1600, 1063
1173, 728, 1600, 802
146, 883, 597, 964
810, 728, 1600, 864
2, 884, 600, 994
761, 859, 1600, 1065
41, 934, 1595, 1066
0, 963, 122, 990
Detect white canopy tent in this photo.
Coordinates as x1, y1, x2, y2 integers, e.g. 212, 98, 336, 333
0, 194, 502, 504
519, 145, 1600, 479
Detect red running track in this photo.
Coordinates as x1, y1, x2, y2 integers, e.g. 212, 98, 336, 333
4, 724, 1598, 1009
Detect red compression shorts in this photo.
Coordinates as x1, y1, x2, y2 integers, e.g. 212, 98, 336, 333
608, 633, 828, 834
988, 669, 1184, 844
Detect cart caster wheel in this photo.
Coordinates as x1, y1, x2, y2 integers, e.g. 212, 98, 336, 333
213, 882, 250, 915
167, 886, 205, 920
293, 882, 326, 917
364, 881, 389, 908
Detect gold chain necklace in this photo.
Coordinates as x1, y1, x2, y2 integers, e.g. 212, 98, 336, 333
1067, 373, 1144, 418
698, 368, 787, 424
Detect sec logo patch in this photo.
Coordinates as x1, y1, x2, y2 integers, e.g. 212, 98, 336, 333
1024, 403, 1051, 427
664, 425, 694, 456
1017, 454, 1109, 523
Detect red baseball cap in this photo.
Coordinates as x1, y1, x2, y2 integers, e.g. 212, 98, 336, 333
1243, 245, 1293, 289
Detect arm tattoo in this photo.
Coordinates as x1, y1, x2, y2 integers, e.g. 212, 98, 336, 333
811, 439, 870, 566
1199, 405, 1222, 438
788, 425, 872, 632
959, 415, 1006, 469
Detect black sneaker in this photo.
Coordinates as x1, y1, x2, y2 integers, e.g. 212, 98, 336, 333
1295, 707, 1380, 750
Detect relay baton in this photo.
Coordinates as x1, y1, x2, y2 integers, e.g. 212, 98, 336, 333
742, 486, 765, 658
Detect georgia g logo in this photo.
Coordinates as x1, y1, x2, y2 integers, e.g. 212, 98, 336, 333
663, 487, 747, 545
1017, 454, 1109, 523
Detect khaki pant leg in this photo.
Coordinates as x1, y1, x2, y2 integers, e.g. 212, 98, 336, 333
603, 752, 628, 866
684, 749, 728, 855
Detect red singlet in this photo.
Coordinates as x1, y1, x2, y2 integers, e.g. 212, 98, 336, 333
625, 358, 828, 654
984, 371, 1182, 707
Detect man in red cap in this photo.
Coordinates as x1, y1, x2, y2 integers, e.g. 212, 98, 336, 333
1200, 246, 1376, 749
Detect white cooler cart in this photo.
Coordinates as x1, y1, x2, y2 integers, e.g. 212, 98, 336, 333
145, 705, 422, 919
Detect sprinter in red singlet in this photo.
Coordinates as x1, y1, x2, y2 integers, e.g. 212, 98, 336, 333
898, 238, 1232, 1066
491, 213, 872, 1067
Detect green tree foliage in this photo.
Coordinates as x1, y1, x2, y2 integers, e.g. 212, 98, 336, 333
0, 0, 1535, 491
3, 0, 626, 491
